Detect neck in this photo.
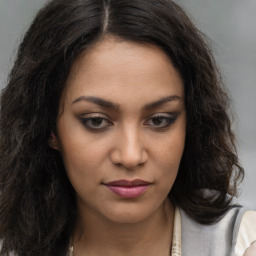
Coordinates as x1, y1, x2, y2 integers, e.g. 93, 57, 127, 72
73, 198, 174, 256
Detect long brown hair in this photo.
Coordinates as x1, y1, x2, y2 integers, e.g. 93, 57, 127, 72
0, 0, 244, 255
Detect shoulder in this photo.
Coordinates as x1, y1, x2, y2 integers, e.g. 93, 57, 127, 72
180, 205, 248, 256
235, 210, 256, 256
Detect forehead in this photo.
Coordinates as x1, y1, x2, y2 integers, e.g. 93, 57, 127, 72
64, 37, 184, 106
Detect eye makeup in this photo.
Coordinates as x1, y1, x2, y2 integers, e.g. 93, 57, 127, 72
79, 112, 179, 132
80, 115, 113, 132
144, 113, 178, 130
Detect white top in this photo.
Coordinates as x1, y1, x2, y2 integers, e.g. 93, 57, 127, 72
1, 207, 255, 255
171, 207, 256, 256
171, 206, 182, 256
235, 210, 256, 256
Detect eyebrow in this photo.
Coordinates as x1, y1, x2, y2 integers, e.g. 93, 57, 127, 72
143, 95, 182, 110
72, 95, 182, 110
72, 96, 120, 110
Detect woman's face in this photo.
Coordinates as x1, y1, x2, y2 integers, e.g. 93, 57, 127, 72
51, 37, 186, 224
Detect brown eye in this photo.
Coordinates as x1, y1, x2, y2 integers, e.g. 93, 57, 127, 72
152, 117, 164, 126
145, 114, 178, 129
80, 116, 112, 131
91, 117, 104, 126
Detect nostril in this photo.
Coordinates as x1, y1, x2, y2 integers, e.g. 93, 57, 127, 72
109, 132, 148, 169
110, 152, 147, 169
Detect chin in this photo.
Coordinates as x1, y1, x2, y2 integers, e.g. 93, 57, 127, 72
102, 204, 159, 224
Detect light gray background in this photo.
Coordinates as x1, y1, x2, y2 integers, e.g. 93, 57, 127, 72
0, 0, 255, 208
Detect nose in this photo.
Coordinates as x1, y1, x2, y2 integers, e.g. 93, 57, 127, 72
110, 125, 148, 169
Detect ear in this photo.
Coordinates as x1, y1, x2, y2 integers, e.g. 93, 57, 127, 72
48, 131, 60, 151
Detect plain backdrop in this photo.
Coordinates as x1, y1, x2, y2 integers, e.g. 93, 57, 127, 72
0, 0, 255, 208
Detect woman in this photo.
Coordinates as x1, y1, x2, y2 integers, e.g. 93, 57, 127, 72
0, 0, 255, 255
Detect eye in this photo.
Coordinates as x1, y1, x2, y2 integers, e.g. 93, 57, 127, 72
80, 116, 112, 131
145, 114, 177, 129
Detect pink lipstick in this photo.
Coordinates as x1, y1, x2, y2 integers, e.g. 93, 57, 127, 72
105, 179, 151, 198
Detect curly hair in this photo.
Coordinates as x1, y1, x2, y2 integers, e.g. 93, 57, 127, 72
0, 0, 244, 255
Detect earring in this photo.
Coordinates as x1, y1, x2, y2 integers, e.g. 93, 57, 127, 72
51, 131, 56, 139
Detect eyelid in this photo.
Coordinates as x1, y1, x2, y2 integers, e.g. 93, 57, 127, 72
144, 112, 178, 128
149, 112, 175, 117
80, 112, 110, 118
145, 112, 177, 121
79, 113, 113, 131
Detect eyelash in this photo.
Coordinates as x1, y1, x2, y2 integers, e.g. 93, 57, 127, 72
80, 113, 178, 132
145, 114, 177, 129
80, 116, 112, 131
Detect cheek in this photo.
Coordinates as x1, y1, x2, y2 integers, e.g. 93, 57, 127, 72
152, 123, 186, 184
60, 141, 106, 178
155, 129, 185, 166
60, 144, 105, 199
57, 117, 108, 170
57, 138, 104, 191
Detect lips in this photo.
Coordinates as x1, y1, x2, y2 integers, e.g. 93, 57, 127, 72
104, 179, 151, 198
105, 179, 151, 187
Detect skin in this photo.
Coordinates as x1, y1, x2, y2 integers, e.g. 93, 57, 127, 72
243, 241, 256, 256
50, 36, 186, 256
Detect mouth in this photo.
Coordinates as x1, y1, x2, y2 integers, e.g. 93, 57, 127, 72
104, 179, 151, 198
